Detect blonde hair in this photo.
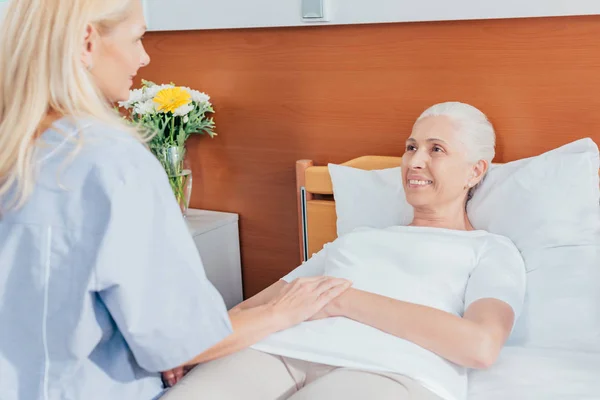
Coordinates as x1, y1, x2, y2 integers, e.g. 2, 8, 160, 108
0, 0, 146, 211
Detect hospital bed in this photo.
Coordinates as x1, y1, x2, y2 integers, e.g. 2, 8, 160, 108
294, 139, 600, 399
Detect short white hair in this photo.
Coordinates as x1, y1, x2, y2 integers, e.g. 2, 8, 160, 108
415, 102, 496, 164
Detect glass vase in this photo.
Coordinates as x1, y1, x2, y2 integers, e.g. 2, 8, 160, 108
153, 145, 193, 217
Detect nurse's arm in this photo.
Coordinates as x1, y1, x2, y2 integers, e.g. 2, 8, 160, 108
163, 276, 350, 385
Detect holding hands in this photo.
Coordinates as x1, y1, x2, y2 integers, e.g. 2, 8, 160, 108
161, 276, 351, 387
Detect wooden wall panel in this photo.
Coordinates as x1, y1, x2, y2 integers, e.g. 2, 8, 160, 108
138, 16, 600, 297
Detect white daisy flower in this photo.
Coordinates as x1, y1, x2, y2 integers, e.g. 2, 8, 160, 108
173, 103, 194, 117
191, 90, 210, 104
181, 86, 210, 104
133, 99, 157, 115
130, 88, 145, 103
119, 88, 144, 109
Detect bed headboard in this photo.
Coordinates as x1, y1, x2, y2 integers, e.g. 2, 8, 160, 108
296, 156, 402, 261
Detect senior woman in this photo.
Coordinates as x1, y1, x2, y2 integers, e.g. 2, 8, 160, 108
0, 1, 350, 399
162, 102, 526, 400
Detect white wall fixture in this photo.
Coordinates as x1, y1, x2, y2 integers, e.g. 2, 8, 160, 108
301, 0, 331, 23
144, 0, 600, 32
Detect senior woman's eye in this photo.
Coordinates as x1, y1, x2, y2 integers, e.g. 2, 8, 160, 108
432, 145, 444, 153
406, 144, 417, 151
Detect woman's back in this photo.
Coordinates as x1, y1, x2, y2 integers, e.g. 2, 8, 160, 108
0, 118, 232, 400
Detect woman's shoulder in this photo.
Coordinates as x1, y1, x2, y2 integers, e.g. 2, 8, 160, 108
37, 116, 165, 197
46, 116, 145, 152
477, 230, 519, 250
473, 231, 524, 270
44, 116, 161, 177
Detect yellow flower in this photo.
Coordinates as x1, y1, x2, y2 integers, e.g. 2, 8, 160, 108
153, 87, 192, 113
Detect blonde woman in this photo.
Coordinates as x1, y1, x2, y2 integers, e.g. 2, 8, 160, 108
0, 1, 350, 399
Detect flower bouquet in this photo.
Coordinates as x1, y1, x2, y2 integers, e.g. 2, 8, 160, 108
119, 80, 216, 215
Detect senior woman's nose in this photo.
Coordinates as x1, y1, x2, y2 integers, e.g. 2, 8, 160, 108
409, 150, 428, 169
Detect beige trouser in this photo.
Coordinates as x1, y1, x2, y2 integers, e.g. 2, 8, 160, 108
161, 348, 443, 400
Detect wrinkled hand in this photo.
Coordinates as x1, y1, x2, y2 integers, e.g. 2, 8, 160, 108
162, 364, 196, 388
268, 276, 352, 329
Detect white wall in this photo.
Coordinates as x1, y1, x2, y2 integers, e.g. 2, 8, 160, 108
144, 0, 600, 32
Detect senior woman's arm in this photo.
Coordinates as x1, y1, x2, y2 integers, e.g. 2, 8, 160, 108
320, 290, 514, 369
313, 234, 526, 370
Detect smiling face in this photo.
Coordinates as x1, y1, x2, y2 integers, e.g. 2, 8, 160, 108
85, 0, 150, 102
401, 115, 486, 211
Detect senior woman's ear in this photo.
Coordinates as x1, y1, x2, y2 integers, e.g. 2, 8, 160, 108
468, 159, 489, 187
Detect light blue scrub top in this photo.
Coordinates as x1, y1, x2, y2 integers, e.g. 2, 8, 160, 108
0, 118, 233, 400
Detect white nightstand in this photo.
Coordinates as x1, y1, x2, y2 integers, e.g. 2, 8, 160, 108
185, 209, 243, 310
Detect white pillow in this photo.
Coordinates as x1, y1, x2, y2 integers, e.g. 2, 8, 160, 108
327, 164, 413, 237
466, 138, 599, 350
467, 138, 600, 257
329, 138, 599, 253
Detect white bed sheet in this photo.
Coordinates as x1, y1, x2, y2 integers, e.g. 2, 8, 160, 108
468, 346, 600, 400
